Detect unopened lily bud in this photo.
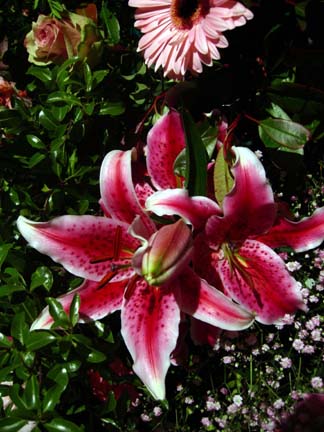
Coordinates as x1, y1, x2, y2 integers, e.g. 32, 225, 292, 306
140, 219, 193, 286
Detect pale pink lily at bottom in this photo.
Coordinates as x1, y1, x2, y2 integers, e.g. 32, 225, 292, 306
146, 145, 324, 324
17, 148, 254, 400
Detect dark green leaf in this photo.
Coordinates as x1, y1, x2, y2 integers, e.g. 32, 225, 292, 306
22, 375, 40, 410
39, 110, 58, 130
10, 312, 29, 345
47, 365, 69, 387
92, 70, 109, 87
26, 135, 46, 149
181, 110, 207, 196
27, 65, 52, 83
83, 62, 92, 92
0, 243, 12, 270
27, 152, 46, 169
69, 294, 80, 327
25, 331, 56, 351
0, 418, 29, 432
47, 92, 82, 106
258, 118, 311, 149
30, 266, 53, 292
87, 350, 107, 363
44, 418, 84, 432
101, 5, 120, 44
0, 332, 13, 348
213, 147, 234, 207
42, 384, 65, 413
0, 109, 21, 129
99, 101, 125, 116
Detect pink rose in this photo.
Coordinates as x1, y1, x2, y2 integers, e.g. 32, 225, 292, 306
24, 8, 102, 66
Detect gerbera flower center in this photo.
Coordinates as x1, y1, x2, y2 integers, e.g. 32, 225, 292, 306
171, 0, 210, 30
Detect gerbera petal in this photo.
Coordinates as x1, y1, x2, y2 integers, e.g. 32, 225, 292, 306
100, 149, 155, 234
175, 269, 254, 330
31, 278, 126, 330
217, 240, 306, 324
256, 207, 324, 253
17, 215, 138, 281
209, 147, 277, 244
146, 111, 185, 190
121, 279, 180, 400
129, 0, 253, 78
146, 189, 221, 229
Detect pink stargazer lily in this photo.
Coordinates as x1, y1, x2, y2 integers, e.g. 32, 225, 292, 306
145, 116, 324, 323
17, 148, 254, 400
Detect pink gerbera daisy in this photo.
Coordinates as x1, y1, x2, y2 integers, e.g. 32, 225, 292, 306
128, 0, 253, 79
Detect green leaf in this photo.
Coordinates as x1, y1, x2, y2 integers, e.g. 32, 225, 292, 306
42, 384, 65, 413
9, 383, 28, 410
87, 350, 107, 363
92, 70, 109, 87
23, 375, 40, 410
0, 109, 21, 129
56, 57, 79, 89
47, 365, 69, 387
46, 298, 69, 328
181, 110, 207, 196
101, 4, 120, 44
47, 92, 82, 106
26, 135, 46, 149
25, 331, 56, 351
39, 110, 58, 130
83, 62, 92, 92
258, 118, 311, 150
27, 152, 46, 169
99, 101, 125, 116
213, 148, 234, 207
51, 105, 70, 122
0, 418, 29, 432
0, 332, 13, 348
0, 243, 12, 270
30, 266, 53, 292
173, 148, 187, 179
27, 65, 52, 83
10, 312, 29, 345
69, 294, 80, 327
266, 102, 290, 120
44, 418, 84, 432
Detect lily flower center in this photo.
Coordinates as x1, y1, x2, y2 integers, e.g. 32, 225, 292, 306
171, 0, 210, 30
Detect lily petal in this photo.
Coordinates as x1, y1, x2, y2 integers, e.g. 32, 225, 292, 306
31, 278, 126, 330
17, 215, 138, 281
211, 147, 276, 243
146, 189, 221, 229
256, 207, 324, 252
121, 278, 180, 400
175, 269, 254, 330
217, 240, 306, 324
146, 111, 185, 190
190, 318, 222, 347
100, 149, 155, 233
